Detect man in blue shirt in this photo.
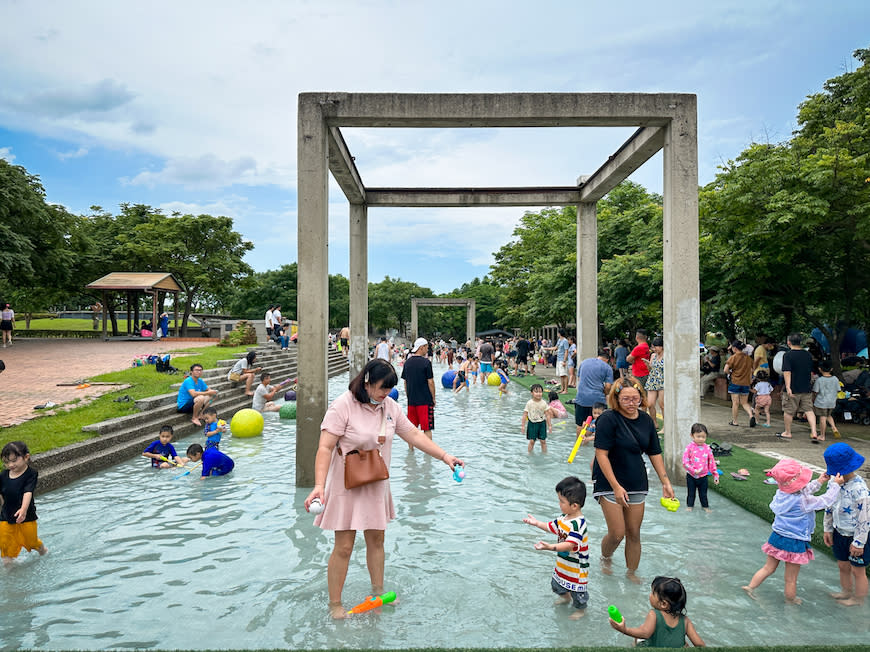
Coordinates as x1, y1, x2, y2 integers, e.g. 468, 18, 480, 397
573, 348, 614, 424
177, 363, 218, 426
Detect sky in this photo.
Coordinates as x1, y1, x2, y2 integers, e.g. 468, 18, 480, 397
1, 1, 867, 294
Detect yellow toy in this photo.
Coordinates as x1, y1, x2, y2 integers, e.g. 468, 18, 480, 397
660, 496, 680, 512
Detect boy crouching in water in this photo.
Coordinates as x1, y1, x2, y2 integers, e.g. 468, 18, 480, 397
523, 476, 589, 619
186, 444, 235, 479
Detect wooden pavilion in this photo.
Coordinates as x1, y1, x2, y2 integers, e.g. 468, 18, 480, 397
85, 272, 184, 341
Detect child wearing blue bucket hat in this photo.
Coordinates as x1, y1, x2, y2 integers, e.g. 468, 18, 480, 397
823, 442, 868, 606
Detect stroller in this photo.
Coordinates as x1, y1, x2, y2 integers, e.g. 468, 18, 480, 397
833, 370, 870, 426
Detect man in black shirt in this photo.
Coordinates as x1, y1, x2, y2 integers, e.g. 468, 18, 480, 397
515, 336, 531, 375
779, 332, 818, 441
401, 337, 436, 451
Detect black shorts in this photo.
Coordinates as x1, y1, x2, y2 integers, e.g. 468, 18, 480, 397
526, 420, 547, 440
177, 403, 193, 414
575, 404, 594, 425
832, 529, 870, 566
517, 353, 528, 364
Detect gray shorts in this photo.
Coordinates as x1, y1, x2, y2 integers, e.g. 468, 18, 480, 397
551, 577, 588, 610
597, 492, 647, 505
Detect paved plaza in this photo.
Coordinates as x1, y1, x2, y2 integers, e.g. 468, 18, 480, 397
0, 338, 215, 427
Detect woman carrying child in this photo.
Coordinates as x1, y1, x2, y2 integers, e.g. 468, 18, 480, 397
742, 458, 843, 603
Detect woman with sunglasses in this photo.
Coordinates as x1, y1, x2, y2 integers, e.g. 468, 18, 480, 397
592, 377, 675, 582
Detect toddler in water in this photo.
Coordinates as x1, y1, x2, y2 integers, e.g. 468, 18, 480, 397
523, 477, 589, 619
823, 443, 868, 606
1, 441, 48, 564
546, 390, 568, 420
742, 458, 843, 604
609, 576, 705, 647
751, 370, 773, 428
522, 384, 552, 453
681, 423, 718, 512
202, 407, 228, 450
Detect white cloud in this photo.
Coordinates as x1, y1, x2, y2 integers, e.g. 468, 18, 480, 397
3, 78, 135, 119
57, 146, 88, 161
0, 146, 14, 162
124, 155, 260, 190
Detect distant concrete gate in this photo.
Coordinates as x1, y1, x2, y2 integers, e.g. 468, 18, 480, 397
296, 93, 699, 486
410, 298, 476, 344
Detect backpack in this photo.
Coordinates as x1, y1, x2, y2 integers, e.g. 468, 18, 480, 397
156, 354, 177, 374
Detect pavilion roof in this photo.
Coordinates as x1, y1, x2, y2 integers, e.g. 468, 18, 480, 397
85, 272, 184, 293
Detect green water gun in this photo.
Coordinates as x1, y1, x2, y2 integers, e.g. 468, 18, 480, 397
608, 605, 623, 623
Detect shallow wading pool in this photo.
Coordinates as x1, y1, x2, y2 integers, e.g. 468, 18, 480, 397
1, 363, 867, 649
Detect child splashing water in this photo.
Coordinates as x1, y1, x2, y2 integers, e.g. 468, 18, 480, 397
742, 459, 843, 604
1, 441, 48, 565
609, 576, 706, 647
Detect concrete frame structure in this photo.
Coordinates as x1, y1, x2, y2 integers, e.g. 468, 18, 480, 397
410, 298, 476, 344
297, 92, 699, 485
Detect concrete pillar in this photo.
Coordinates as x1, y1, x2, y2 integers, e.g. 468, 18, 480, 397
349, 203, 368, 379
296, 98, 330, 487
466, 300, 476, 344
576, 201, 598, 361
661, 103, 700, 484
410, 299, 418, 340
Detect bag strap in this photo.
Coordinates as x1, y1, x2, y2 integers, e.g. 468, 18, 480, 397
337, 408, 387, 456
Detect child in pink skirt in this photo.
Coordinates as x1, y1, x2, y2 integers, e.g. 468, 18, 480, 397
742, 459, 844, 603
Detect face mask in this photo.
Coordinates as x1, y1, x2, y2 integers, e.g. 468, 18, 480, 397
369, 398, 382, 405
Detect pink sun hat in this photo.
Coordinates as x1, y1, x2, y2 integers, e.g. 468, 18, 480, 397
767, 459, 812, 493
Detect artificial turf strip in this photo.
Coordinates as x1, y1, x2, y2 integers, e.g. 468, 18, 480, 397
49, 646, 868, 652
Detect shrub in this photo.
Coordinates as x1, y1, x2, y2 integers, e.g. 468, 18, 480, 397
219, 320, 257, 347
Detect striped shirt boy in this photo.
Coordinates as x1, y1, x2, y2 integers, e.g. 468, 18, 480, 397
547, 515, 589, 593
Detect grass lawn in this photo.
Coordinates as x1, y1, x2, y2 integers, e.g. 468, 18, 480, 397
6, 344, 248, 454
21, 318, 187, 332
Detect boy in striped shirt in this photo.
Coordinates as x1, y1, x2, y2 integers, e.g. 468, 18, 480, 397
523, 476, 590, 619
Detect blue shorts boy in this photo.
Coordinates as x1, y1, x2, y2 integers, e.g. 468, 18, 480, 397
550, 577, 588, 610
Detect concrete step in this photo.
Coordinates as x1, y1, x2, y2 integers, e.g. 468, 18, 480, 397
32, 354, 349, 486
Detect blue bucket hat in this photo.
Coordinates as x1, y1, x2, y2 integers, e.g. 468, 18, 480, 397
823, 443, 865, 477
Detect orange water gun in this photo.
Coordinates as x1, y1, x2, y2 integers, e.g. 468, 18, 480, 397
347, 591, 397, 615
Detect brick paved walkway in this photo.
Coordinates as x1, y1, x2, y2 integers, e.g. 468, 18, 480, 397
0, 338, 216, 427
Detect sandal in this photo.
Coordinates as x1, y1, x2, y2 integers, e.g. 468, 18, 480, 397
728, 421, 739, 427
775, 432, 792, 439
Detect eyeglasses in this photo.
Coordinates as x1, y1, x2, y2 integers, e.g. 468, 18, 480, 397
618, 396, 642, 404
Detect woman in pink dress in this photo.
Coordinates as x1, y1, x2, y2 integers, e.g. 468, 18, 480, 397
304, 359, 464, 619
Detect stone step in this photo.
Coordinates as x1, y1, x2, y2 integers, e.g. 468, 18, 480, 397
32, 354, 348, 489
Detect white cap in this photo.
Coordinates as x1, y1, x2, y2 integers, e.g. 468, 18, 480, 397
413, 337, 428, 352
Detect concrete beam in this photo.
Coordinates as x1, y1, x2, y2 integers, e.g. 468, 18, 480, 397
366, 187, 582, 207
307, 92, 691, 127
328, 127, 366, 204
579, 126, 666, 202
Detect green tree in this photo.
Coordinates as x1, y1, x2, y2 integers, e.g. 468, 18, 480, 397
368, 277, 433, 334
0, 160, 78, 321
700, 46, 870, 372
225, 264, 298, 320
118, 212, 254, 335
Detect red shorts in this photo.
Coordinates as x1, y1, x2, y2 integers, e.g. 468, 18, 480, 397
407, 404, 435, 431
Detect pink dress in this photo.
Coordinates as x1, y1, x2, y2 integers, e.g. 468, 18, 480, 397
314, 391, 416, 531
